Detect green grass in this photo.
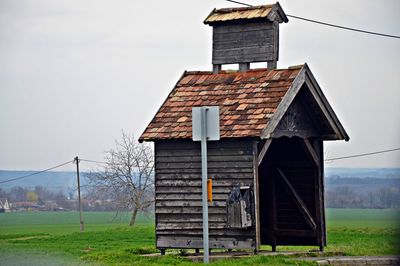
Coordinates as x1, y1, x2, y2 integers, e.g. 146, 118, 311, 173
0, 211, 152, 235
0, 209, 399, 265
326, 208, 400, 228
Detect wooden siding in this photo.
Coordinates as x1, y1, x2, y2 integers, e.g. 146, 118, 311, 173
155, 139, 256, 249
212, 22, 278, 65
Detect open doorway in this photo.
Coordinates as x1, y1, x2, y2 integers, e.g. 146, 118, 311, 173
258, 137, 325, 251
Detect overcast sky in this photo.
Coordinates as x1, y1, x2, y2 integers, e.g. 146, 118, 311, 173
0, 0, 399, 172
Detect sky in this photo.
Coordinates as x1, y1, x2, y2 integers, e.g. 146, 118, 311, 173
0, 0, 399, 172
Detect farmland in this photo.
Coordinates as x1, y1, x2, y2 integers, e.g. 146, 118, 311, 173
0, 209, 399, 265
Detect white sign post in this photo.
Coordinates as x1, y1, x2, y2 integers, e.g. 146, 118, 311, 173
192, 106, 220, 264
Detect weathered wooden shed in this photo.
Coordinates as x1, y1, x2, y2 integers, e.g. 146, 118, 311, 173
139, 3, 349, 253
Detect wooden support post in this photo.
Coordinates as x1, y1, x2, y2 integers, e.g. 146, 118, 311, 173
239, 62, 250, 72
318, 140, 327, 247
267, 61, 277, 69
160, 249, 166, 255
302, 139, 320, 167
276, 168, 317, 230
270, 170, 277, 251
252, 141, 261, 253
258, 139, 272, 166
195, 248, 200, 254
213, 64, 221, 74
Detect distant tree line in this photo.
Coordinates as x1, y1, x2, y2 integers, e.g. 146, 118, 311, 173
325, 177, 400, 208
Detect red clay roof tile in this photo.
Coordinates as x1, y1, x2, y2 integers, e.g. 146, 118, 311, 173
139, 66, 303, 141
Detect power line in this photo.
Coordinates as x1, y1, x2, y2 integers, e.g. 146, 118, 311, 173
286, 15, 400, 39
325, 148, 400, 162
224, 0, 400, 39
226, 0, 251, 6
80, 158, 154, 169
79, 159, 107, 165
0, 160, 73, 184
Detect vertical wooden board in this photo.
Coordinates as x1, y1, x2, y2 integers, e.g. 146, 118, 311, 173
318, 140, 327, 246
252, 141, 261, 251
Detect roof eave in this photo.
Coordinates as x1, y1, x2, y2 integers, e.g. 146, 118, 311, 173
260, 63, 349, 142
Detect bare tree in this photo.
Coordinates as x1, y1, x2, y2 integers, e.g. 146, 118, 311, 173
87, 132, 154, 226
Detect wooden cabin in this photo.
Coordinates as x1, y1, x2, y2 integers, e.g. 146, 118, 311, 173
139, 3, 349, 253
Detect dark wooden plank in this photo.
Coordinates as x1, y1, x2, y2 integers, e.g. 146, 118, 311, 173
156, 186, 232, 194
213, 38, 274, 50
213, 22, 273, 34
155, 200, 226, 208
271, 170, 277, 251
155, 206, 225, 214
276, 168, 317, 230
156, 193, 228, 201
156, 155, 253, 163
156, 140, 252, 150
156, 168, 254, 174
252, 140, 260, 252
258, 139, 272, 166
157, 213, 226, 223
156, 179, 252, 187
156, 149, 252, 157
275, 229, 317, 237
302, 139, 320, 167
157, 236, 255, 249
155, 161, 253, 170
156, 229, 255, 237
156, 173, 253, 180
316, 139, 327, 247
157, 222, 226, 230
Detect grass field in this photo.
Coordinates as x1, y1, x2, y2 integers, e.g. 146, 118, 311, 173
0, 209, 399, 265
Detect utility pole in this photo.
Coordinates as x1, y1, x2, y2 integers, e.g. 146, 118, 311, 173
74, 156, 84, 232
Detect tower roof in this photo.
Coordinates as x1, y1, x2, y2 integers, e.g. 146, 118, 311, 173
204, 3, 288, 25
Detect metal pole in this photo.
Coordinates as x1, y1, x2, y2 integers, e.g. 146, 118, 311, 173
74, 156, 84, 232
201, 107, 209, 263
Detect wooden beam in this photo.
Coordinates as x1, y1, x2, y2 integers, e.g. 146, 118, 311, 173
318, 140, 327, 247
267, 61, 277, 70
276, 168, 317, 230
239, 63, 250, 72
303, 64, 349, 141
275, 229, 317, 237
213, 64, 221, 74
257, 139, 272, 166
252, 141, 261, 252
270, 170, 277, 251
261, 66, 306, 139
302, 139, 320, 167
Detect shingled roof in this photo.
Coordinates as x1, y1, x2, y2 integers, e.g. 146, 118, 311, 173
140, 65, 307, 142
204, 3, 288, 25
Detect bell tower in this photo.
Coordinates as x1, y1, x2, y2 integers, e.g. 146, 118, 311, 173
204, 3, 288, 73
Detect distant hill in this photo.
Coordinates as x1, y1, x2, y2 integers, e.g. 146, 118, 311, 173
0, 170, 89, 194
325, 168, 400, 179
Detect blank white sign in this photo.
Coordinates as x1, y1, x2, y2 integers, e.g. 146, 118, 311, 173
192, 106, 220, 141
